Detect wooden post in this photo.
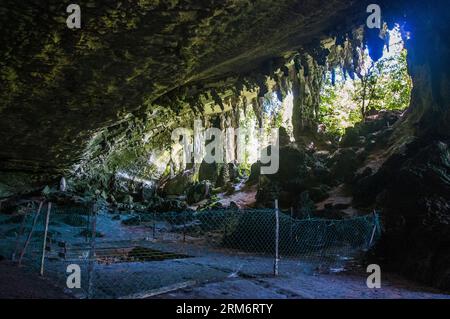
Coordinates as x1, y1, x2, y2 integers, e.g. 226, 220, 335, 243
18, 201, 44, 265
40, 202, 52, 276
153, 211, 156, 239
86, 209, 90, 243
290, 207, 293, 242
273, 199, 280, 276
368, 211, 378, 248
87, 203, 97, 299
12, 207, 30, 261
183, 213, 186, 243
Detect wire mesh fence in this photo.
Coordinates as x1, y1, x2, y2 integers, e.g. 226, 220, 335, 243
0, 202, 94, 296
0, 201, 381, 299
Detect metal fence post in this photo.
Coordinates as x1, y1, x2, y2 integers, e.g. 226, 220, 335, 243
274, 199, 280, 276
40, 202, 52, 276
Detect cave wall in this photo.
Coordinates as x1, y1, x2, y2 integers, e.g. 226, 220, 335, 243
291, 53, 324, 142
0, 0, 371, 198
365, 0, 450, 290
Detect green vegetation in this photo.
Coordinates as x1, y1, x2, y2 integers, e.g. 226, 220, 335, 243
353, 49, 412, 119
318, 28, 412, 137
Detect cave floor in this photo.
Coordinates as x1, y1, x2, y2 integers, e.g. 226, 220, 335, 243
0, 261, 72, 299
1, 258, 448, 299
152, 270, 450, 299
1, 211, 449, 299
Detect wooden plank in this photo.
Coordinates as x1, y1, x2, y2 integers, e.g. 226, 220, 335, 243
118, 280, 197, 299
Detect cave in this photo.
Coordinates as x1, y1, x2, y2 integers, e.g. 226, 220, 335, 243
0, 1, 449, 300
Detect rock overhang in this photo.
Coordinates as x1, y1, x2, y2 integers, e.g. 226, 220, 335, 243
0, 0, 416, 197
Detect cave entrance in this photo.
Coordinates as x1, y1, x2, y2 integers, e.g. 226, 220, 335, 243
317, 25, 412, 138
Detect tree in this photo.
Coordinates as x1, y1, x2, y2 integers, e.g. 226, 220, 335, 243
352, 49, 412, 120
318, 33, 412, 136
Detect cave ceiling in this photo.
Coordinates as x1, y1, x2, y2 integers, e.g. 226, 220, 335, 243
0, 0, 398, 196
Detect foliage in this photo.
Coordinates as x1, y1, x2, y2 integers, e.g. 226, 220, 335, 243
318, 29, 412, 137
352, 49, 412, 118
318, 77, 362, 137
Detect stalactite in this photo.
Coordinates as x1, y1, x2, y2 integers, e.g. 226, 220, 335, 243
147, 22, 384, 154
290, 51, 325, 142
274, 83, 283, 103
251, 97, 262, 127
255, 74, 268, 98
230, 96, 240, 128
364, 27, 385, 62
211, 89, 225, 111
241, 96, 247, 117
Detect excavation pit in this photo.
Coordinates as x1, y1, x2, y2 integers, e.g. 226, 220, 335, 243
94, 246, 191, 265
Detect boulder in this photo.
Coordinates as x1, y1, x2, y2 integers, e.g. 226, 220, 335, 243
215, 164, 230, 187
339, 110, 400, 149
186, 181, 211, 204
227, 162, 241, 182
141, 184, 156, 202
247, 161, 261, 185
268, 146, 313, 189
198, 161, 220, 184
340, 126, 361, 147
162, 170, 194, 196
308, 185, 330, 202
329, 148, 361, 183
159, 199, 188, 212
227, 201, 239, 210
278, 126, 291, 147
198, 161, 237, 187
368, 140, 450, 291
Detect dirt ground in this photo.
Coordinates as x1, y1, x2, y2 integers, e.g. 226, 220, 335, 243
1, 257, 449, 299
1, 210, 448, 300
0, 261, 71, 299
153, 271, 450, 299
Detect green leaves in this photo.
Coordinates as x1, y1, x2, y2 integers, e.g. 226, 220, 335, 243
319, 42, 411, 137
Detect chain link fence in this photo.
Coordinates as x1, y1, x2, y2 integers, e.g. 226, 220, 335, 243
0, 201, 381, 299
